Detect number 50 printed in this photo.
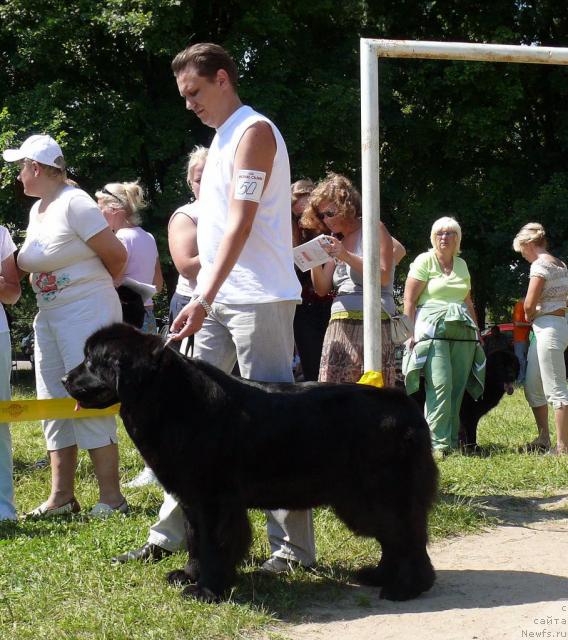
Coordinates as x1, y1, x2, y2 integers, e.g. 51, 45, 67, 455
234, 170, 266, 203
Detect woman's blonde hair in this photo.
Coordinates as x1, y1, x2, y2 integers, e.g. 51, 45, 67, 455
513, 222, 547, 252
300, 173, 361, 232
187, 145, 208, 184
430, 216, 462, 256
95, 181, 147, 225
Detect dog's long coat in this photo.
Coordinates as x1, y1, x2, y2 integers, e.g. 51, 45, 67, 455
64, 323, 438, 602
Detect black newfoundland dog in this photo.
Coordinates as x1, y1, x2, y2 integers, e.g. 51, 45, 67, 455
411, 349, 519, 451
63, 323, 438, 603
459, 349, 520, 450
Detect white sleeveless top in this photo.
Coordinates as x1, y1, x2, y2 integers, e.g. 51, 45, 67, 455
196, 105, 300, 304
168, 201, 199, 298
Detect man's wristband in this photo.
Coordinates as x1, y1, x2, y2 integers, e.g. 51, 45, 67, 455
196, 295, 213, 316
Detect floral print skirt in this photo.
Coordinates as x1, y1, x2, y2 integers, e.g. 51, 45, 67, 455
318, 317, 396, 387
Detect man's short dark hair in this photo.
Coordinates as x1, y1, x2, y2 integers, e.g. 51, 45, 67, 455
171, 43, 238, 88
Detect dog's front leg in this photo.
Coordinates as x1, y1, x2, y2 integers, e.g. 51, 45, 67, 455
180, 500, 252, 602
166, 505, 201, 587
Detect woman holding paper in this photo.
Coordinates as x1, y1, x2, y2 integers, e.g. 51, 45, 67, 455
96, 181, 163, 333
3, 134, 127, 517
301, 173, 395, 385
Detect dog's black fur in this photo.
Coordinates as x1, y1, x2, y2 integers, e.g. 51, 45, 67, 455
63, 323, 438, 603
460, 349, 519, 450
411, 349, 520, 451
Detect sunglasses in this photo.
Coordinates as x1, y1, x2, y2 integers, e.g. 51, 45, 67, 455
101, 186, 126, 205
436, 231, 457, 237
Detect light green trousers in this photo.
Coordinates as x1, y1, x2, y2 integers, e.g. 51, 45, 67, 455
423, 320, 477, 451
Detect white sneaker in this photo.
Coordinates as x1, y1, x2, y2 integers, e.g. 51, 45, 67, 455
260, 556, 310, 574
124, 467, 159, 488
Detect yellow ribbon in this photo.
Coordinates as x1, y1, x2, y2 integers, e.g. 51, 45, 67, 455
0, 398, 120, 423
357, 371, 384, 388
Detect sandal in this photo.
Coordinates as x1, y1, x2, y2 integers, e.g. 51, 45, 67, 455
89, 498, 128, 518
25, 497, 81, 518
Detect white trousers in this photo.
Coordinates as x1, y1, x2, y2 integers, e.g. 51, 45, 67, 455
0, 331, 16, 520
524, 314, 568, 409
34, 289, 122, 450
148, 300, 316, 565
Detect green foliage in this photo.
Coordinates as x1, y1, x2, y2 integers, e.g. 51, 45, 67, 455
2, 1, 568, 321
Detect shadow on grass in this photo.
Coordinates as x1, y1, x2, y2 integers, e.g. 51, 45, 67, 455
467, 493, 568, 525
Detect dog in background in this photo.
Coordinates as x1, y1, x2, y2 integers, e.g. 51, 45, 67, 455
411, 349, 519, 452
459, 349, 519, 451
64, 323, 438, 603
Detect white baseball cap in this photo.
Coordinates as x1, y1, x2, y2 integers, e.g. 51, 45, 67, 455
2, 134, 65, 169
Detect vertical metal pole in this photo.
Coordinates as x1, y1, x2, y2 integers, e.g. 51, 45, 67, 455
360, 39, 382, 373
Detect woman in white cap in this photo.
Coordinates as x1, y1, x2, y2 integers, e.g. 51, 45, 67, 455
3, 134, 128, 517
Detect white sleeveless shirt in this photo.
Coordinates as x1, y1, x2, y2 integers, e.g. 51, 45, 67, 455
196, 105, 300, 304
168, 201, 199, 298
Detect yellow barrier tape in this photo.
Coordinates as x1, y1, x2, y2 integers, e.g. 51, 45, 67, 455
0, 398, 120, 423
357, 370, 384, 389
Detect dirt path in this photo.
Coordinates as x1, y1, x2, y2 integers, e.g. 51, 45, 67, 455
271, 494, 568, 640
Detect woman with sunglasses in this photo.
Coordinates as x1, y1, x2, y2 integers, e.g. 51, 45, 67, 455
403, 216, 485, 455
300, 173, 395, 385
3, 134, 128, 517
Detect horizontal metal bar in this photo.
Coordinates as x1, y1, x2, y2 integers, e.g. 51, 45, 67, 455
363, 38, 568, 65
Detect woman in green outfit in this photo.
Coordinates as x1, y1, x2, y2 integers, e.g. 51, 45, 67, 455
403, 217, 485, 453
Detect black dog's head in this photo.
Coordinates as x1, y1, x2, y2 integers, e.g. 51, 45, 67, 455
486, 348, 520, 396
62, 323, 165, 409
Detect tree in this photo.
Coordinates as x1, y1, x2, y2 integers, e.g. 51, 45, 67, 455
2, 0, 568, 326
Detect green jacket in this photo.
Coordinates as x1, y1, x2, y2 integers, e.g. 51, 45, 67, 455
402, 300, 486, 398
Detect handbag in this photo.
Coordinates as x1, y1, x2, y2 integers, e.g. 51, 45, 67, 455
388, 312, 413, 345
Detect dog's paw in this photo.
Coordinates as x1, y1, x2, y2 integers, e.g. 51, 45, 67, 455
354, 564, 386, 586
181, 584, 219, 603
379, 567, 435, 601
166, 569, 194, 587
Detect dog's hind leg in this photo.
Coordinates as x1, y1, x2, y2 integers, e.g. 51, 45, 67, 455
181, 500, 252, 602
345, 498, 434, 601
374, 505, 435, 601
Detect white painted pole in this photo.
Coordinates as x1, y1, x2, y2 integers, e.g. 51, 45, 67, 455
360, 39, 382, 373
372, 39, 568, 65
359, 37, 568, 376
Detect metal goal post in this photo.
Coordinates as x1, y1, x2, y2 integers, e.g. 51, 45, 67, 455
360, 38, 568, 375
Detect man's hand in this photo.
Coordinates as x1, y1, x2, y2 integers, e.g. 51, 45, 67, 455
169, 300, 207, 341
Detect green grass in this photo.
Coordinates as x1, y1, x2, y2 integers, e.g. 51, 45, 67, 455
1, 373, 567, 639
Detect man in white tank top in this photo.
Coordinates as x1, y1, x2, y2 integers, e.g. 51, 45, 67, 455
168, 44, 314, 573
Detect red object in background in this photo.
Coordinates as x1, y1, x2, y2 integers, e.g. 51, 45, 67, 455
481, 323, 514, 346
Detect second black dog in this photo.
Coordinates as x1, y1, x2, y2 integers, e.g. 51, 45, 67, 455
64, 323, 438, 603
411, 349, 519, 451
